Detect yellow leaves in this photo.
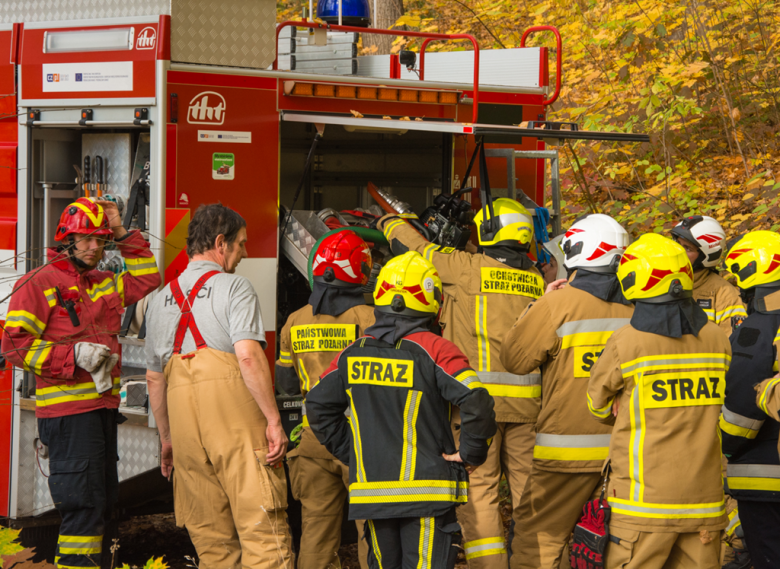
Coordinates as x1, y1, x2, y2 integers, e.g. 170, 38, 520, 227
742, 193, 755, 201
684, 61, 710, 76
394, 14, 421, 27
143, 558, 169, 569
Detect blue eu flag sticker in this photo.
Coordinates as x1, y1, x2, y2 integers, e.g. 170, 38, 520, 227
76, 73, 83, 82
46, 74, 53, 82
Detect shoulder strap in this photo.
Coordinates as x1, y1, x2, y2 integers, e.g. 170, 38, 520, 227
170, 270, 221, 355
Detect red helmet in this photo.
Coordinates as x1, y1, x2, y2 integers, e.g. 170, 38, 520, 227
312, 231, 371, 286
55, 198, 113, 242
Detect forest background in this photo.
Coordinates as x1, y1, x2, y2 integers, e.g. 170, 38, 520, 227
278, 0, 780, 238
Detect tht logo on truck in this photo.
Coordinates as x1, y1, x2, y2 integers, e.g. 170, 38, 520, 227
136, 27, 157, 50
188, 91, 226, 125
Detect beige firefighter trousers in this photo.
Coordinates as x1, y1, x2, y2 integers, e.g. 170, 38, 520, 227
606, 527, 721, 569
166, 348, 293, 569
510, 467, 602, 569
288, 428, 368, 569
455, 420, 535, 569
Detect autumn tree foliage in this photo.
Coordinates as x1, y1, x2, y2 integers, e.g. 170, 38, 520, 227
278, 0, 780, 237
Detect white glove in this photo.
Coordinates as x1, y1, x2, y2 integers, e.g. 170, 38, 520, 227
74, 342, 111, 373
92, 353, 120, 394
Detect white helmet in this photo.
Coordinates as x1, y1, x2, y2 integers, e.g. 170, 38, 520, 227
561, 214, 629, 273
670, 215, 726, 270
542, 235, 568, 280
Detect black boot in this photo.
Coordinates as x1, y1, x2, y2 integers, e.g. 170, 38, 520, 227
722, 547, 752, 569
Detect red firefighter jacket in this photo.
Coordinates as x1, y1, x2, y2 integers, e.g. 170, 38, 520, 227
1, 231, 161, 418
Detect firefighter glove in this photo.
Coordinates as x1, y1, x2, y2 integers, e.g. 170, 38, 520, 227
74, 342, 112, 373
570, 498, 611, 569
91, 353, 119, 394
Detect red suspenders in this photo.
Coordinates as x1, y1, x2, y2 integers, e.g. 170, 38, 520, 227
170, 270, 220, 356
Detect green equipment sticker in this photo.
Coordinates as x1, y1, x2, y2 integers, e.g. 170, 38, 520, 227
212, 153, 235, 180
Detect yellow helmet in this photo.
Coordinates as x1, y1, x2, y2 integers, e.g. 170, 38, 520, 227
617, 234, 694, 303
473, 198, 534, 249
725, 231, 780, 289
374, 251, 443, 316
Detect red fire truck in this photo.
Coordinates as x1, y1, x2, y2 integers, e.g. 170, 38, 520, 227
0, 0, 646, 539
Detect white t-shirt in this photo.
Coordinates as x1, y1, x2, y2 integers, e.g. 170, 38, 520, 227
144, 260, 266, 372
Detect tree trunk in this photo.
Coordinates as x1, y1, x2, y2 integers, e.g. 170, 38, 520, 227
363, 0, 404, 54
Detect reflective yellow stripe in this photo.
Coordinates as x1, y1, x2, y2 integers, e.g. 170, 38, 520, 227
368, 520, 384, 569
620, 353, 731, 377
562, 331, 616, 349
587, 393, 614, 419
629, 375, 646, 502
719, 414, 760, 439
115, 273, 126, 305
475, 296, 490, 371
726, 509, 741, 536
422, 243, 437, 262
483, 384, 540, 398
36, 380, 118, 407
24, 339, 52, 374
384, 219, 406, 238
346, 389, 368, 483
533, 446, 609, 461
279, 350, 292, 364
463, 537, 506, 560
43, 287, 58, 307
299, 360, 312, 393
59, 535, 102, 543
87, 277, 116, 302
58, 534, 102, 555
609, 497, 725, 519
453, 369, 482, 389
417, 517, 434, 569
349, 480, 469, 504
728, 477, 780, 492
758, 377, 780, 416
124, 255, 159, 276
533, 434, 611, 462
6, 310, 46, 337
715, 305, 747, 323
400, 390, 423, 481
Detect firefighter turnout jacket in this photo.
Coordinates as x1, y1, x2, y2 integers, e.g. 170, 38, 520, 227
587, 322, 731, 532
306, 331, 497, 520
276, 303, 375, 449
692, 269, 747, 334
2, 231, 160, 417
721, 288, 780, 501
382, 217, 543, 423
501, 276, 633, 473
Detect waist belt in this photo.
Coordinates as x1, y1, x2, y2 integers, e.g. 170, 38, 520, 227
477, 371, 541, 386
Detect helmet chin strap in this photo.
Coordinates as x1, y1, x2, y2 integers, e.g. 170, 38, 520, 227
65, 236, 95, 271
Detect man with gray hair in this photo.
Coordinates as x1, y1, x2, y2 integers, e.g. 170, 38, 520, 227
146, 203, 292, 568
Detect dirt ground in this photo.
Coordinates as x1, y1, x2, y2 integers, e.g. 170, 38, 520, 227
115, 501, 513, 569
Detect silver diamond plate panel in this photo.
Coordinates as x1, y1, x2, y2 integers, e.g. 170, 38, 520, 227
170, 0, 277, 69
17, 410, 40, 517
1, 0, 277, 70
121, 339, 147, 369
118, 424, 160, 479
0, 1, 170, 22
82, 134, 132, 200
24, 413, 159, 515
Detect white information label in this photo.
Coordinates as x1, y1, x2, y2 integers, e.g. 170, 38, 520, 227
42, 62, 133, 93
197, 130, 252, 144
